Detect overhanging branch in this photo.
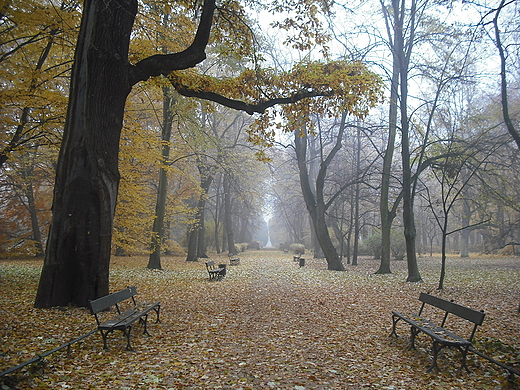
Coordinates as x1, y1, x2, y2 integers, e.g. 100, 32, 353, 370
171, 84, 333, 115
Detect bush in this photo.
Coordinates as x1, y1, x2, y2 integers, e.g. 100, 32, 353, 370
248, 241, 261, 250
363, 232, 381, 260
290, 243, 305, 255
163, 239, 186, 256
390, 230, 406, 260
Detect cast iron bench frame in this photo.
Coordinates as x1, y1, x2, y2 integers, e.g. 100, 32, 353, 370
390, 292, 485, 372
88, 286, 161, 351
205, 260, 226, 281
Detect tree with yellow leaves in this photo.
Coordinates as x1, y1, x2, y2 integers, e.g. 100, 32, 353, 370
34, 0, 383, 308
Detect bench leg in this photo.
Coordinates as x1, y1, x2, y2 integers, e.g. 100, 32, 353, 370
123, 326, 135, 352
99, 329, 110, 350
459, 346, 471, 373
153, 305, 161, 323
140, 314, 151, 336
427, 340, 443, 373
409, 326, 420, 350
389, 315, 400, 337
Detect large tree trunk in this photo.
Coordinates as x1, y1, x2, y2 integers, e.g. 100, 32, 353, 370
34, 0, 216, 308
35, 0, 136, 307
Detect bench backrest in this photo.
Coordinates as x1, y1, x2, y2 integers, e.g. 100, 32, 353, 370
206, 261, 215, 269
88, 286, 137, 315
419, 292, 485, 325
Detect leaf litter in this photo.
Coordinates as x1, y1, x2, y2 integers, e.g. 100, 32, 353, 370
0, 252, 519, 389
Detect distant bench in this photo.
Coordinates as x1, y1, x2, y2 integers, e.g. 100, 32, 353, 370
229, 253, 240, 266
205, 261, 226, 281
390, 292, 485, 372
293, 254, 305, 267
88, 286, 161, 351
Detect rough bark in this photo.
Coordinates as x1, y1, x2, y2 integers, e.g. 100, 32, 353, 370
35, 0, 136, 307
35, 0, 216, 308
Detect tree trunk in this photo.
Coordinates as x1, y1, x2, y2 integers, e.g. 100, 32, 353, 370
397, 0, 421, 282
294, 127, 344, 271
148, 87, 174, 270
352, 125, 361, 266
35, 0, 136, 307
438, 218, 448, 290
460, 197, 471, 257
26, 178, 45, 257
377, 44, 399, 274
223, 173, 236, 255
186, 172, 213, 261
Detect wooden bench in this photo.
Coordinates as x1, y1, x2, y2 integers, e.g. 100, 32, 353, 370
88, 286, 161, 351
205, 261, 226, 281
390, 292, 485, 372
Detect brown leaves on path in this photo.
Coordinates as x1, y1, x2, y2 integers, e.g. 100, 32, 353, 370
1, 252, 519, 389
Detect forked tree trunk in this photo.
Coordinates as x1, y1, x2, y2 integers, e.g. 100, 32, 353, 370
294, 127, 344, 271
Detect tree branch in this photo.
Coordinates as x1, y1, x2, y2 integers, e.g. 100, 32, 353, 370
171, 84, 333, 115
129, 0, 216, 85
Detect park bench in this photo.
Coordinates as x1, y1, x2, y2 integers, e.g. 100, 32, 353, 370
293, 254, 305, 267
205, 260, 226, 281
390, 292, 485, 372
88, 286, 161, 351
229, 252, 240, 266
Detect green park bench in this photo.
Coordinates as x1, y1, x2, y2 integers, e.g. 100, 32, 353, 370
88, 286, 160, 351
390, 292, 485, 372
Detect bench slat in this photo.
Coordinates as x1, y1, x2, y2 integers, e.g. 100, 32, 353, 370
391, 293, 485, 372
419, 292, 485, 325
88, 286, 136, 314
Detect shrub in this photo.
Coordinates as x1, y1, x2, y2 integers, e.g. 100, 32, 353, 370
290, 243, 305, 255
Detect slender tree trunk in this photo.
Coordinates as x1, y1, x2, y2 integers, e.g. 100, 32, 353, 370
213, 175, 222, 253
35, 0, 137, 307
397, 0, 421, 282
352, 125, 361, 266
377, 0, 400, 275
148, 87, 174, 270
493, 1, 520, 150
223, 173, 236, 255
460, 198, 471, 258
186, 173, 213, 261
26, 177, 45, 257
438, 219, 448, 290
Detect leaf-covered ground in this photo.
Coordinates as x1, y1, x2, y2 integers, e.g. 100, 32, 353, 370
1, 251, 519, 389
